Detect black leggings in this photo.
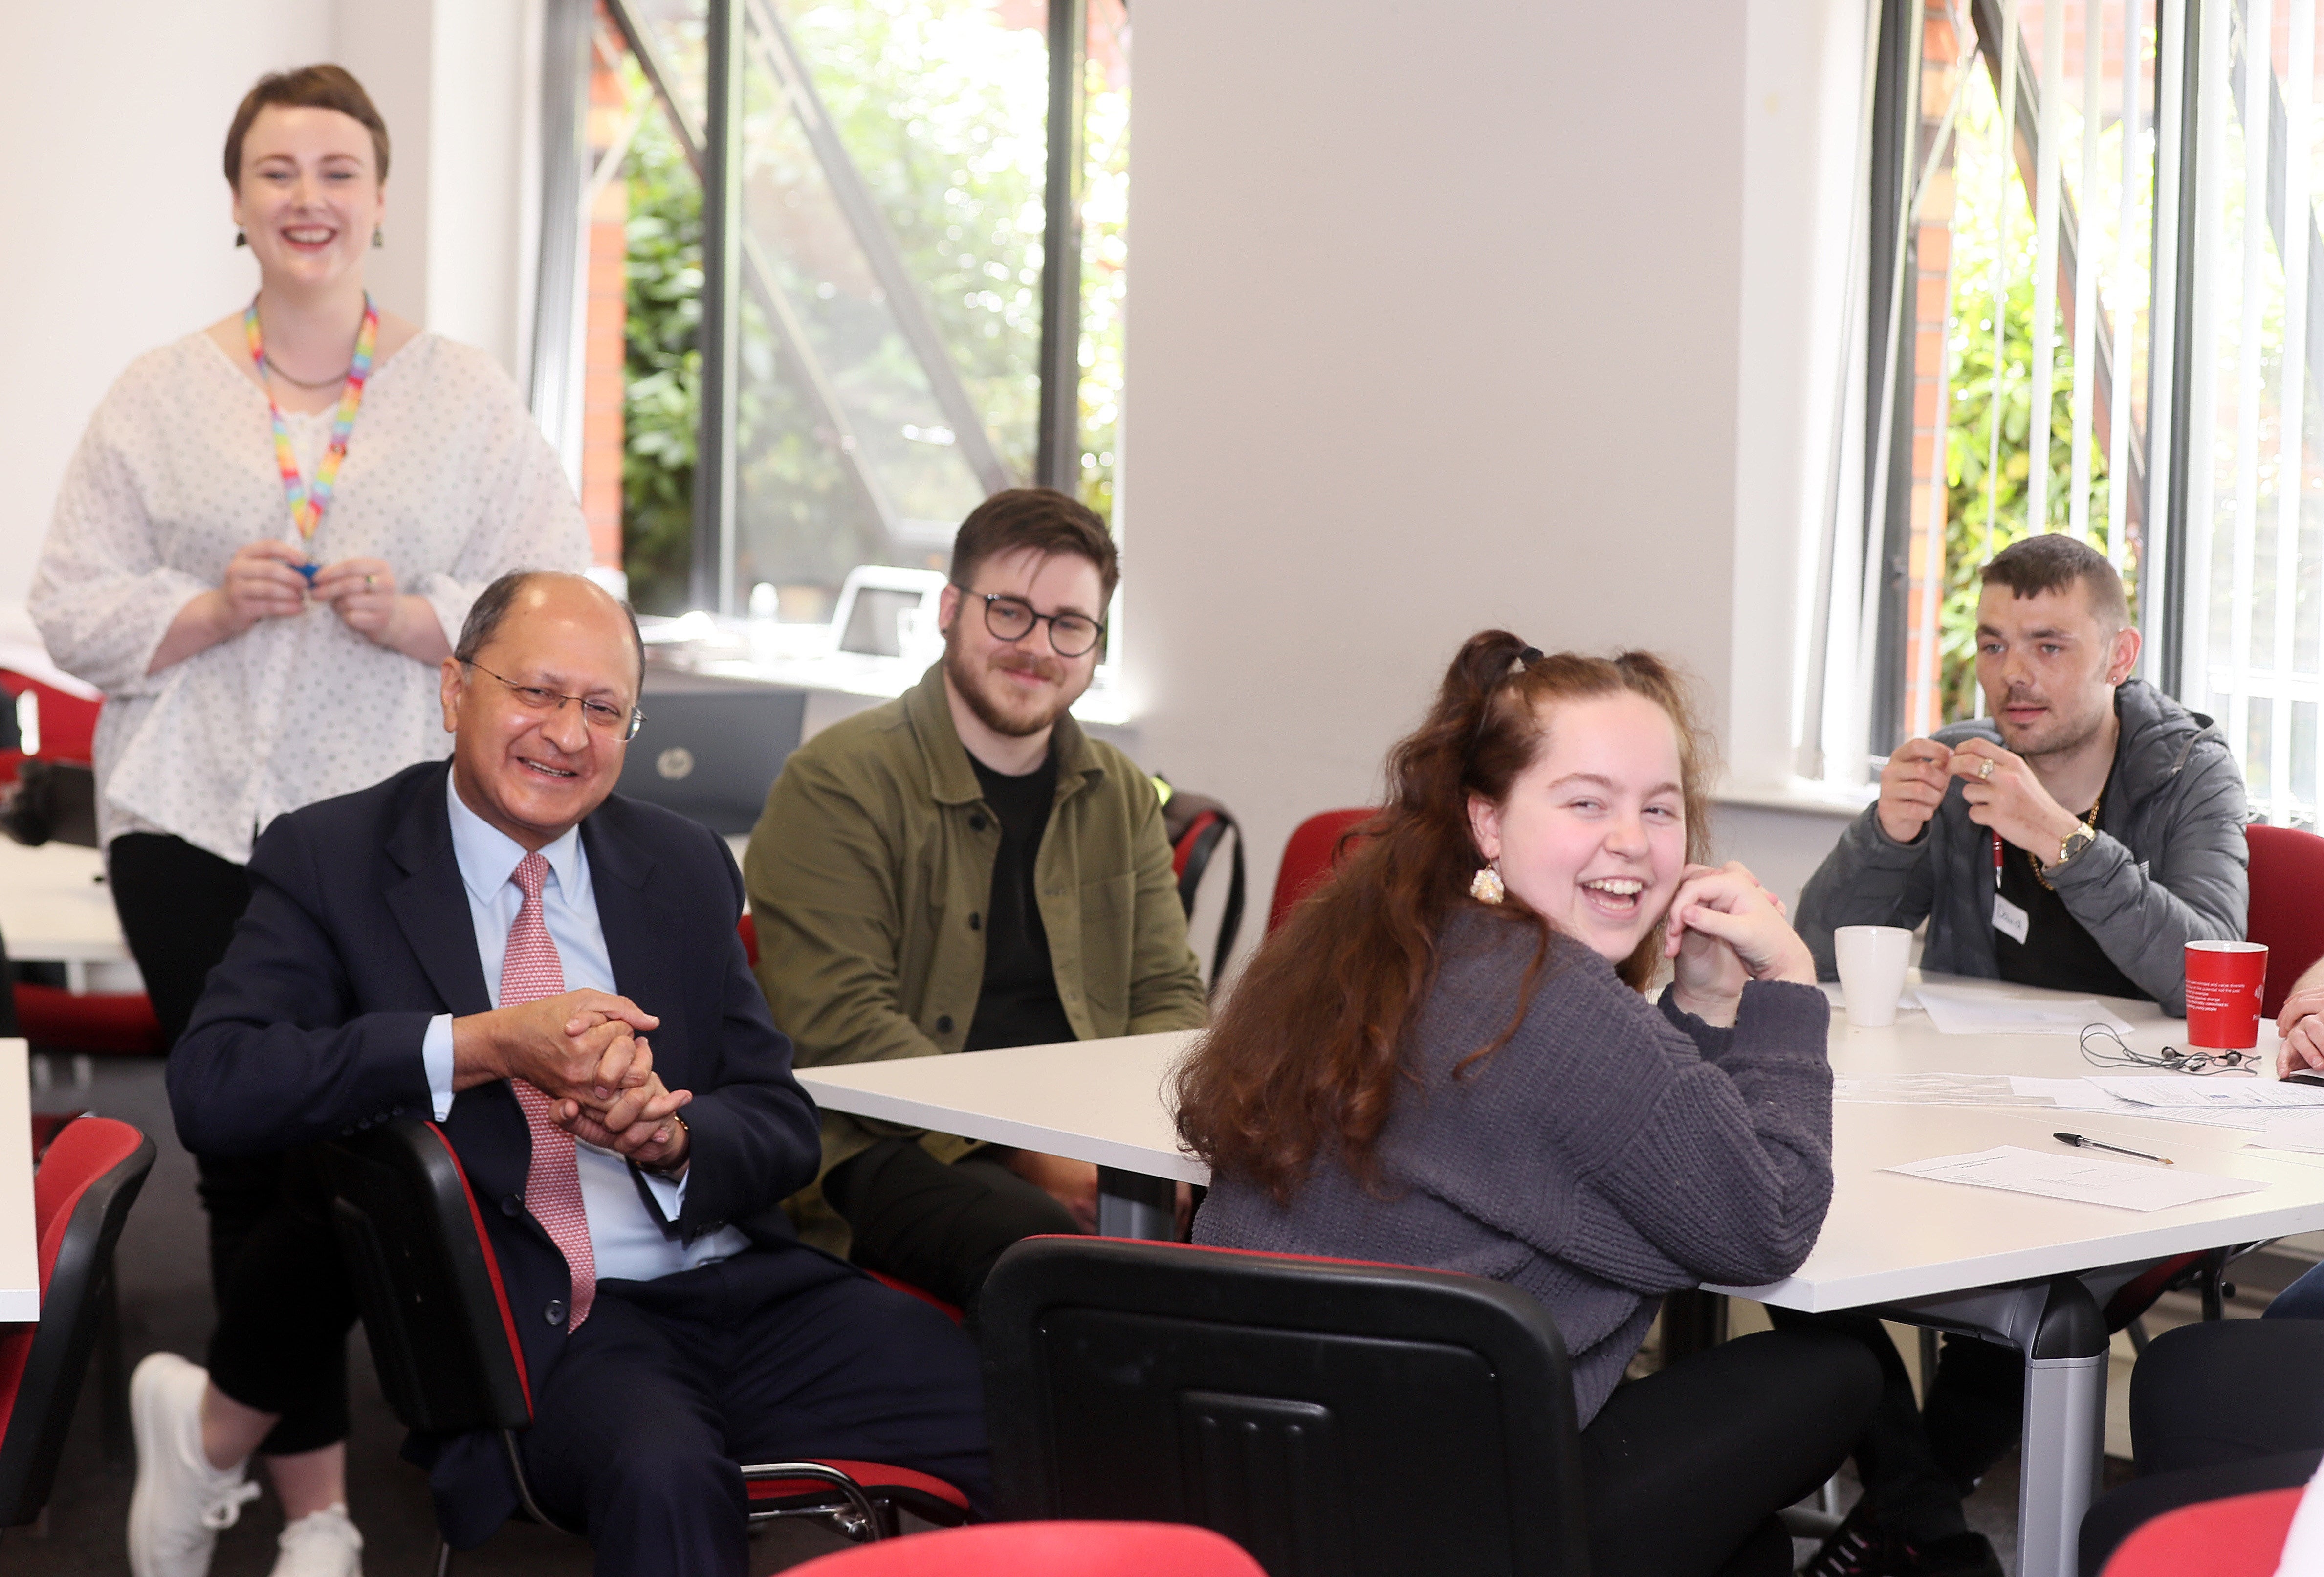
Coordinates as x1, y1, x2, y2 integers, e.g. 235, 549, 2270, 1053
824, 1137, 1085, 1311
1582, 1326, 1884, 1577
2078, 1319, 2324, 1575
1764, 1306, 2024, 1542
111, 831, 356, 1455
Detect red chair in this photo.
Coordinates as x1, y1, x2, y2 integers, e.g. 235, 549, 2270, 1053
1264, 808, 1377, 934
0, 1117, 156, 1536
740, 911, 759, 965
786, 1521, 1266, 1576
0, 670, 100, 790
979, 1235, 1589, 1575
2099, 1484, 2304, 1576
14, 984, 167, 1058
2250, 824, 2324, 1019
318, 1119, 970, 1567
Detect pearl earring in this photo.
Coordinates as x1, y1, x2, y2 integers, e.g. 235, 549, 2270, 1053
1470, 864, 1505, 905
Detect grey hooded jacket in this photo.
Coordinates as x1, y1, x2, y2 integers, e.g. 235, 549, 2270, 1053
1795, 679, 2248, 1016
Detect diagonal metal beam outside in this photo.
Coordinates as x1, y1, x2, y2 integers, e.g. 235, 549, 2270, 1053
607, 0, 902, 586
746, 0, 1017, 495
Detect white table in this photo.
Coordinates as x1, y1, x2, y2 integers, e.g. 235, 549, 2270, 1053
0, 840, 136, 990
796, 981, 2324, 1577
0, 1038, 38, 1320
798, 1032, 1203, 1238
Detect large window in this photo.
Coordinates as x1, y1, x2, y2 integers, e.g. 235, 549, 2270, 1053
532, 0, 1129, 630
1860, 0, 2164, 748
1857, 0, 2324, 828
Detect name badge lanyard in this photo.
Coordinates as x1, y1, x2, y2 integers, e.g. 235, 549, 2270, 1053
244, 294, 378, 575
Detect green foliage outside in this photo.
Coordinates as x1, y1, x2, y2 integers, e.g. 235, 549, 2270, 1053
613, 3, 1128, 615
1936, 60, 2143, 721
620, 90, 703, 617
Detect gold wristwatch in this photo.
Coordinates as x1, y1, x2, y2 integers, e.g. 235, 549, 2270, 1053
2055, 823, 2097, 869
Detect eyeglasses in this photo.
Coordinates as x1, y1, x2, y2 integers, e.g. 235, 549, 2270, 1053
466, 662, 645, 742
958, 587, 1105, 659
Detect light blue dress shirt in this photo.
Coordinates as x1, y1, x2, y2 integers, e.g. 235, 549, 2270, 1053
420, 773, 750, 1280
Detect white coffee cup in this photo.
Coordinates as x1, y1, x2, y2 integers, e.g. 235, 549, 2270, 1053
1833, 925, 1913, 1028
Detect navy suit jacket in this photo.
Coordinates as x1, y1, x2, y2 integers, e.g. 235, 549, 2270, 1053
170, 759, 833, 1541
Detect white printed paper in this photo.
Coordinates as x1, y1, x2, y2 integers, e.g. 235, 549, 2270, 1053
1913, 982, 2137, 1036
1886, 1145, 2268, 1212
2088, 1076, 2324, 1111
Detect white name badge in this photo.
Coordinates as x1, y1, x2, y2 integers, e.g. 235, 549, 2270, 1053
1993, 893, 2030, 944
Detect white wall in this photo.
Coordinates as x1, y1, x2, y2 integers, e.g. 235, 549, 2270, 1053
0, 0, 541, 620
1121, 0, 1859, 930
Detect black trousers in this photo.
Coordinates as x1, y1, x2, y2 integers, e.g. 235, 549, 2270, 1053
1582, 1326, 1883, 1577
521, 1256, 990, 1576
2078, 1319, 2324, 1575
824, 1137, 1083, 1311
111, 831, 354, 1454
1765, 1306, 2025, 1542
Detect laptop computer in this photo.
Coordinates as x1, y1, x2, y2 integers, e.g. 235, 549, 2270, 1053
614, 673, 807, 835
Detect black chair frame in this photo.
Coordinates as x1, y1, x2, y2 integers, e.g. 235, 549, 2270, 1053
980, 1235, 1591, 1577
319, 1119, 964, 1571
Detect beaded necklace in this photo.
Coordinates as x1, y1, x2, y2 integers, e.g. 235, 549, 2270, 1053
243, 294, 378, 561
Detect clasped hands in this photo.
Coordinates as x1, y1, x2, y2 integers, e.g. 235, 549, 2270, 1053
221, 538, 421, 649
1878, 736, 2083, 861
451, 989, 694, 1173
1662, 861, 1817, 1027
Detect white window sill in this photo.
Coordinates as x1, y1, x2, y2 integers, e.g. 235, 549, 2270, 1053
1715, 778, 1876, 818
642, 615, 1132, 728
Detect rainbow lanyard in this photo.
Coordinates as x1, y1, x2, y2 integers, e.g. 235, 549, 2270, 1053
243, 294, 378, 548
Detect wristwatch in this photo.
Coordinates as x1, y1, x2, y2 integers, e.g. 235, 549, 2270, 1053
2054, 823, 2097, 869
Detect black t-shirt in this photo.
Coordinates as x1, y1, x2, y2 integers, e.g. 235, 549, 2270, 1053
1990, 786, 2146, 1001
964, 749, 1078, 1052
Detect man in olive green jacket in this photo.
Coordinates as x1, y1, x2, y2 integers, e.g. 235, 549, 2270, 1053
745, 489, 1206, 1304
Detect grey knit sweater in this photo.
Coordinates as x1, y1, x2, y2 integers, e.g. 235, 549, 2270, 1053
1192, 913, 1835, 1424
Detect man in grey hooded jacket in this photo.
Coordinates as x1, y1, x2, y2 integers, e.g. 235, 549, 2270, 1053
1787, 534, 2249, 1577
1798, 537, 2247, 1018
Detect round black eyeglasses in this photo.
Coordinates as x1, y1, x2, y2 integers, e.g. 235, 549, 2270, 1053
959, 588, 1105, 658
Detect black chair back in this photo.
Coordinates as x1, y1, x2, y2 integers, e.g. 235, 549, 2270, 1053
320, 1119, 532, 1436
0, 1118, 153, 1527
978, 1237, 1590, 1577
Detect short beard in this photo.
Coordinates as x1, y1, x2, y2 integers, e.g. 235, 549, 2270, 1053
943, 628, 1074, 739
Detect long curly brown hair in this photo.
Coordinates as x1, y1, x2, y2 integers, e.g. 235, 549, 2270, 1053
1172, 631, 1711, 1203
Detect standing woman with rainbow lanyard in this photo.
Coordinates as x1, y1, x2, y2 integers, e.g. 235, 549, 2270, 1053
29, 65, 586, 1577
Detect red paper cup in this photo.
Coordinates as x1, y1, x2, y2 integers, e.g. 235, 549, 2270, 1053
2185, 940, 2268, 1050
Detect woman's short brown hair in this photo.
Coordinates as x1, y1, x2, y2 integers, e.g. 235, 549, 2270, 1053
224, 65, 391, 186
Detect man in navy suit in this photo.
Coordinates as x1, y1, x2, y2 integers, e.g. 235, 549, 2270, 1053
146, 570, 987, 1577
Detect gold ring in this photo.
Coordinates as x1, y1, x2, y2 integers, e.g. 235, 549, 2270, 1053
364, 573, 377, 590
1978, 758, 1994, 782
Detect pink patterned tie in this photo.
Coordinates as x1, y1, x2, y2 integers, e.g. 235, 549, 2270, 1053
501, 851, 595, 1331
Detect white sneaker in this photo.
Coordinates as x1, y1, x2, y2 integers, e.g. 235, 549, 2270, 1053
271, 1504, 364, 1577
127, 1351, 262, 1577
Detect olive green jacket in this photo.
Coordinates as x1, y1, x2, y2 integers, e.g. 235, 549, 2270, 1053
745, 665, 1207, 1213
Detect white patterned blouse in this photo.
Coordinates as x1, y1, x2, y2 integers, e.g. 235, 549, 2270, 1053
29, 331, 591, 865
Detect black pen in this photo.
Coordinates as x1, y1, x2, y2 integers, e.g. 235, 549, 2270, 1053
2055, 1131, 2174, 1166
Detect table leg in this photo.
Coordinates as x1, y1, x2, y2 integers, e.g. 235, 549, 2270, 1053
1873, 1276, 2107, 1577
1096, 1167, 1176, 1240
